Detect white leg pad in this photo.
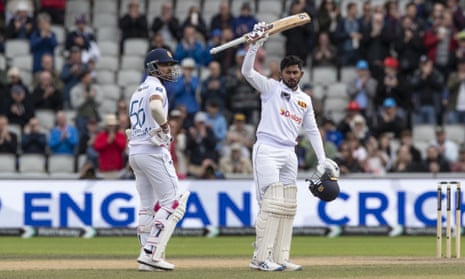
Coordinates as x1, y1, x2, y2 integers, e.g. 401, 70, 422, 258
146, 191, 190, 261
137, 208, 155, 247
273, 185, 297, 264
256, 183, 295, 262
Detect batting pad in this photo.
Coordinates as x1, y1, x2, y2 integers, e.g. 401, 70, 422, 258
147, 191, 190, 261
137, 208, 155, 247
273, 185, 297, 264
256, 183, 295, 262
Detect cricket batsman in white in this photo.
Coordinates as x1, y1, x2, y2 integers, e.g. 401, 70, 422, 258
127, 48, 190, 271
242, 22, 340, 271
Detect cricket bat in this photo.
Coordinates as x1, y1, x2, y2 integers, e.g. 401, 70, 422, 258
209, 12, 311, 55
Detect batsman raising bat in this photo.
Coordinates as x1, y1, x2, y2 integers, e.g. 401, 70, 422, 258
241, 22, 340, 272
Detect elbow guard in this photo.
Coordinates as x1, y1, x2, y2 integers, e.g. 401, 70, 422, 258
149, 99, 167, 126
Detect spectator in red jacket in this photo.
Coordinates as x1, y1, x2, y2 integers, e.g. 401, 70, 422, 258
93, 114, 127, 177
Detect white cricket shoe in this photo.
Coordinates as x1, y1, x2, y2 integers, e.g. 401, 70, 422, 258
281, 261, 303, 271
138, 263, 162, 272
249, 258, 284, 272
137, 250, 175, 271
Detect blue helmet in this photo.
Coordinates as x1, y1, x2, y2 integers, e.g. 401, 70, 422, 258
307, 159, 340, 202
144, 48, 179, 80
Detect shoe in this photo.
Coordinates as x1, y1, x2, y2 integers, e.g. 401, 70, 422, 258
137, 250, 175, 271
281, 261, 303, 271
249, 260, 260, 270
138, 263, 162, 272
253, 259, 284, 271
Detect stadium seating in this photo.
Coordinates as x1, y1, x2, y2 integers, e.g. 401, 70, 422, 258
5, 39, 30, 59
19, 154, 47, 175
312, 66, 338, 88
0, 154, 17, 173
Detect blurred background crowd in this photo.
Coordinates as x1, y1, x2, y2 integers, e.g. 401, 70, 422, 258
0, 0, 463, 180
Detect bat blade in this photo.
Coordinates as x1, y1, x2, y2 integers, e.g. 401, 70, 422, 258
209, 12, 311, 55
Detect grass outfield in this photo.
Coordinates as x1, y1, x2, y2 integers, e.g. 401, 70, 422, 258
1, 236, 465, 278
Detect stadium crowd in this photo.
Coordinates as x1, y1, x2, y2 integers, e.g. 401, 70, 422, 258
0, 0, 463, 179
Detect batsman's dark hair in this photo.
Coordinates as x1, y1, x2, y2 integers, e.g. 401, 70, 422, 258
280, 55, 303, 71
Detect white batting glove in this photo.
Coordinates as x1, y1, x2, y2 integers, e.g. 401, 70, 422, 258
247, 21, 269, 46
149, 127, 173, 147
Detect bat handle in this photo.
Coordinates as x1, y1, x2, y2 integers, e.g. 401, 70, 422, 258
209, 37, 246, 55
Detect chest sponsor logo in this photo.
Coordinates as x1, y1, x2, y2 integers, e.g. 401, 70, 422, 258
279, 108, 302, 124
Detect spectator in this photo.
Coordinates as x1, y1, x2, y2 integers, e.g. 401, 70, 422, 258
6, 66, 29, 96
226, 112, 255, 151
6, 1, 33, 39
70, 70, 103, 136
349, 114, 370, 144
48, 110, 79, 155
205, 100, 227, 151
181, 6, 208, 41
446, 57, 465, 124
283, 0, 313, 65
390, 144, 424, 172
210, 1, 234, 33
346, 131, 367, 164
395, 15, 424, 79
334, 2, 361, 66
65, 14, 100, 63
151, 1, 181, 43
423, 145, 451, 173
0, 115, 18, 154
374, 98, 405, 138
446, 0, 465, 31
430, 126, 459, 163
93, 114, 127, 175
148, 32, 172, 53
312, 31, 337, 67
317, 0, 339, 35
200, 61, 227, 109
60, 47, 89, 109
30, 13, 57, 73
399, 129, 422, 163
411, 55, 444, 125
168, 110, 187, 179
219, 142, 252, 175
232, 2, 257, 38
21, 117, 46, 154
33, 54, 63, 90
266, 59, 280, 81
454, 31, 465, 67
169, 58, 200, 123
303, 128, 338, 170
450, 145, 465, 172
383, 1, 400, 38
6, 85, 34, 127
334, 140, 363, 175
119, 0, 148, 53
186, 111, 218, 178
322, 118, 343, 148
31, 71, 63, 111
174, 25, 206, 66
38, 0, 65, 25
79, 161, 100, 179
225, 49, 259, 123
77, 117, 99, 168
347, 60, 377, 122
362, 136, 388, 175
358, 0, 372, 33
337, 100, 362, 137
210, 27, 236, 74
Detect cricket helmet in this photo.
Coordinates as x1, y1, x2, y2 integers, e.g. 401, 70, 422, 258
307, 159, 340, 202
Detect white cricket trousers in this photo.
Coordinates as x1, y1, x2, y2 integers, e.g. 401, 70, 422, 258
252, 143, 298, 205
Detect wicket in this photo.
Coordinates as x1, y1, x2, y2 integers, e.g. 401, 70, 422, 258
436, 181, 461, 259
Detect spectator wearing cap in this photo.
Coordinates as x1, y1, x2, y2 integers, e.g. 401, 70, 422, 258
181, 5, 208, 42
430, 126, 459, 163
337, 100, 363, 137
70, 70, 103, 136
65, 14, 100, 64
219, 142, 252, 175
0, 115, 18, 154
200, 61, 227, 110
375, 56, 410, 121
93, 114, 127, 177
174, 25, 206, 66
312, 31, 337, 67
232, 2, 258, 38
48, 110, 79, 155
169, 58, 200, 123
446, 57, 465, 123
6, 66, 29, 99
30, 13, 57, 73
118, 0, 149, 53
333, 2, 361, 66
204, 28, 222, 66
411, 55, 445, 125
60, 46, 89, 109
374, 98, 405, 138
21, 117, 47, 154
151, 1, 181, 43
6, 85, 34, 127
283, 0, 313, 65
347, 60, 377, 123
31, 70, 63, 111
205, 99, 227, 151
38, 0, 66, 25
424, 9, 457, 80
210, 1, 234, 33
225, 49, 259, 124
6, 1, 33, 39
186, 111, 219, 178
395, 13, 423, 78
226, 113, 255, 151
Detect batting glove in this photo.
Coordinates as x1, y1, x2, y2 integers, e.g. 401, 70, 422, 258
248, 21, 269, 46
149, 127, 173, 147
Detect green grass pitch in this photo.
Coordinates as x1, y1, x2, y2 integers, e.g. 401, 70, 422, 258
1, 236, 464, 278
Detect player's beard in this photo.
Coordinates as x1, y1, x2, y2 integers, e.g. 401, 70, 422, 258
283, 78, 299, 90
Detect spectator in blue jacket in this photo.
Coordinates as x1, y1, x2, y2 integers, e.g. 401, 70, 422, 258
48, 110, 79, 155
174, 25, 206, 66
60, 47, 89, 109
30, 13, 57, 73
232, 2, 257, 38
